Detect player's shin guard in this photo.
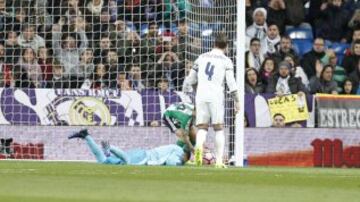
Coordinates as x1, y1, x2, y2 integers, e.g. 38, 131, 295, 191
215, 130, 225, 166
195, 129, 207, 166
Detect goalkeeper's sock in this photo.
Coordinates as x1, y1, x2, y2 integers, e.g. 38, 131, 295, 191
85, 136, 106, 163
215, 130, 225, 165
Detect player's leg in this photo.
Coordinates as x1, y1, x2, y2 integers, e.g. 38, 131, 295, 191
194, 102, 210, 166
210, 102, 227, 168
108, 145, 129, 164
68, 129, 107, 163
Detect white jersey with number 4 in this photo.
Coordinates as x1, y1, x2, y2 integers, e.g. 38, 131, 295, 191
185, 48, 238, 125
187, 48, 238, 103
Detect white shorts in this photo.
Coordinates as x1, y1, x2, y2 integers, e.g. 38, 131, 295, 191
196, 101, 224, 125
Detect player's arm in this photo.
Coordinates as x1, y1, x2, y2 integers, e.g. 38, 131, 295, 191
225, 60, 240, 112
183, 60, 199, 92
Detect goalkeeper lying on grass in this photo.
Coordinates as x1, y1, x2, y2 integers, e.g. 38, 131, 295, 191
68, 129, 189, 166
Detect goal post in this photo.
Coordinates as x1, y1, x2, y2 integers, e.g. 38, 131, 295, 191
235, 0, 246, 167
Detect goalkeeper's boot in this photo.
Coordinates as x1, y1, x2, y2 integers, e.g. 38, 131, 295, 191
194, 147, 203, 166
215, 161, 228, 169
68, 129, 89, 139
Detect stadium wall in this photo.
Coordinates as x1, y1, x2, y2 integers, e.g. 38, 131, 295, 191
1, 126, 360, 168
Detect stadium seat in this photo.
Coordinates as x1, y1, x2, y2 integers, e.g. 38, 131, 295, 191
140, 24, 149, 36
331, 43, 350, 64
286, 27, 313, 40
292, 39, 313, 56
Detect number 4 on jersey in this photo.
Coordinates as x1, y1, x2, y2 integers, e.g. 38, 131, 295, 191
205, 62, 215, 81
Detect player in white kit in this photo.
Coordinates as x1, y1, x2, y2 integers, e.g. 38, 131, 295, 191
184, 33, 240, 168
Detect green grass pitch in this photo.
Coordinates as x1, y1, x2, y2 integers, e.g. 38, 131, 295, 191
0, 161, 359, 202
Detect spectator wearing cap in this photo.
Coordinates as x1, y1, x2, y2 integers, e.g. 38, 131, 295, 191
17, 24, 46, 53
246, 7, 268, 47
245, 68, 264, 94
261, 23, 281, 56
246, 0, 268, 26
301, 37, 327, 79
266, 61, 307, 95
284, 53, 309, 89
245, 38, 264, 71
309, 64, 338, 94
316, 0, 350, 43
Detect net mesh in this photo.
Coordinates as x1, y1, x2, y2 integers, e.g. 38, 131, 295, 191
0, 0, 237, 162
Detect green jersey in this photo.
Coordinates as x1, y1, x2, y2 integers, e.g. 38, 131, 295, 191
163, 103, 195, 152
163, 103, 194, 132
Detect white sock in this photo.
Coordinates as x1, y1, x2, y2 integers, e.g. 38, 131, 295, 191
215, 130, 225, 164
195, 129, 207, 150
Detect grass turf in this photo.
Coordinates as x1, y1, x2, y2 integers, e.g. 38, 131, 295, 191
0, 161, 359, 202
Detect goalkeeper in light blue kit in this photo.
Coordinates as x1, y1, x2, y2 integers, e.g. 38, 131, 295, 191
68, 129, 189, 166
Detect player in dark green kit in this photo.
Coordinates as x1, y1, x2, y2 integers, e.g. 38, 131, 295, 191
163, 102, 196, 155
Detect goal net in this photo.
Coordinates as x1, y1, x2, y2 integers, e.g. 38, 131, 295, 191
0, 0, 240, 164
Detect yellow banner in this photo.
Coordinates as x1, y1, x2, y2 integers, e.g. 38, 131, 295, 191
268, 94, 309, 123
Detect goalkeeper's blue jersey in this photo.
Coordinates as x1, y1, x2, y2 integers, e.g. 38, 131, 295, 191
106, 144, 184, 166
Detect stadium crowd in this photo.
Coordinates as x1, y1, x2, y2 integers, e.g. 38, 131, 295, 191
1, 0, 360, 95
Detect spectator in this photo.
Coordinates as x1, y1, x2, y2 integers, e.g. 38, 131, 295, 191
77, 48, 95, 80
348, 9, 360, 32
37, 47, 52, 81
91, 8, 117, 41
245, 68, 264, 94
141, 21, 159, 62
17, 24, 46, 52
323, 49, 346, 91
35, 0, 53, 34
127, 64, 145, 92
246, 8, 268, 45
5, 8, 27, 33
267, 0, 287, 34
105, 49, 122, 88
65, 0, 82, 25
94, 34, 112, 64
309, 65, 338, 94
117, 72, 132, 90
341, 78, 355, 94
154, 51, 180, 89
4, 31, 21, 64
177, 19, 188, 60
316, 0, 350, 42
270, 35, 299, 65
15, 47, 43, 88
284, 53, 309, 89
45, 60, 68, 88
301, 37, 327, 79
52, 18, 89, 77
157, 77, 170, 94
348, 59, 360, 93
272, 113, 286, 128
91, 63, 111, 89
285, 0, 306, 27
259, 57, 276, 85
266, 61, 307, 95
245, 38, 264, 70
261, 24, 281, 56
342, 39, 360, 74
